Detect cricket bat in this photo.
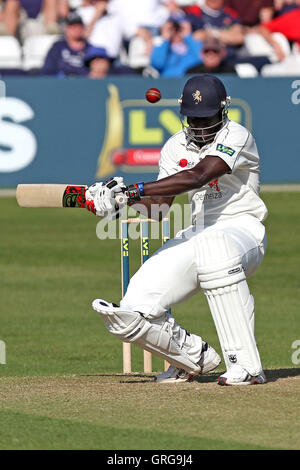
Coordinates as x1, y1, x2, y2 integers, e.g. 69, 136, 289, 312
16, 184, 126, 208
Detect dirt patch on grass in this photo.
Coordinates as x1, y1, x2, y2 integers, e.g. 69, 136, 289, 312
0, 368, 299, 400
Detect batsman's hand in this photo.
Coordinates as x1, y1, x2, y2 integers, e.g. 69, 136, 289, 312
86, 182, 113, 217
86, 177, 127, 218
102, 178, 145, 206
100, 177, 130, 211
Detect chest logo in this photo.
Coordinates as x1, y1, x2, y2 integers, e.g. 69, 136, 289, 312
216, 143, 235, 156
178, 158, 193, 168
208, 179, 221, 192
192, 90, 202, 104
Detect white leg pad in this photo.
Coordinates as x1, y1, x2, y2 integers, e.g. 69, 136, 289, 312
194, 231, 262, 376
92, 299, 202, 374
204, 282, 261, 376
211, 289, 255, 372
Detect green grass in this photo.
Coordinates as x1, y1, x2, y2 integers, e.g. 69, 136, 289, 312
0, 193, 299, 450
0, 409, 272, 450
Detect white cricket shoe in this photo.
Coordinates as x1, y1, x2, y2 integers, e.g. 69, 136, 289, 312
154, 366, 193, 383
217, 364, 267, 386
155, 342, 221, 383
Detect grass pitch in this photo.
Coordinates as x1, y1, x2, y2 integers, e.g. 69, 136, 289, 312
0, 192, 299, 450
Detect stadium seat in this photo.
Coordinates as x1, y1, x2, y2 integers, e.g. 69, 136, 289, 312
23, 34, 60, 71
0, 36, 22, 68
261, 56, 300, 76
235, 63, 258, 78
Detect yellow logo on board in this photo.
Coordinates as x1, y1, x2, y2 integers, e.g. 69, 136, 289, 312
96, 85, 252, 179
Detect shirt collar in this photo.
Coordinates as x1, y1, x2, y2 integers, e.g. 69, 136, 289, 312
202, 4, 222, 18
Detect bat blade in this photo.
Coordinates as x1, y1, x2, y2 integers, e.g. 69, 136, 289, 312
16, 184, 87, 208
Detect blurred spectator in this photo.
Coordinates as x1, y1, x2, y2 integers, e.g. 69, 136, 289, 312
76, 0, 123, 59
57, 0, 70, 21
3, 0, 60, 42
57, 1, 84, 18
243, 1, 300, 62
124, 1, 187, 72
0, 0, 7, 34
84, 45, 136, 77
57, 1, 91, 26
185, 0, 244, 60
224, 0, 274, 27
67, 0, 84, 9
40, 12, 89, 76
258, 6, 300, 50
150, 19, 203, 77
186, 37, 236, 74
108, 0, 170, 39
165, 0, 187, 22
274, 0, 300, 15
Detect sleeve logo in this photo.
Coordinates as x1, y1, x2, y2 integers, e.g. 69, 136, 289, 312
216, 143, 235, 156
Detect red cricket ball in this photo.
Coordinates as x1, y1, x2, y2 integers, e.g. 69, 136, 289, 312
145, 88, 161, 103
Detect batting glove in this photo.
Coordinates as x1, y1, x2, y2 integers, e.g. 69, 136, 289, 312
85, 182, 115, 217
86, 178, 127, 218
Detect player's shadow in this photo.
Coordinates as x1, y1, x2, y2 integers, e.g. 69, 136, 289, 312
79, 373, 156, 384
194, 367, 300, 384
193, 372, 219, 383
264, 368, 300, 383
80, 368, 300, 384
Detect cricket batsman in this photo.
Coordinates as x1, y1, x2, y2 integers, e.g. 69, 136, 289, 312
87, 74, 268, 386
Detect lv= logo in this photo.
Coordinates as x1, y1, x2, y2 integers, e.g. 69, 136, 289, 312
142, 238, 149, 256
122, 238, 129, 256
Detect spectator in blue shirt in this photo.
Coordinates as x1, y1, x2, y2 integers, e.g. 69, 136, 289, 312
150, 19, 203, 77
40, 12, 89, 77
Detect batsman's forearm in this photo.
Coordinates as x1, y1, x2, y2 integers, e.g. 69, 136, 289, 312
142, 157, 228, 197
125, 157, 228, 202
143, 169, 207, 197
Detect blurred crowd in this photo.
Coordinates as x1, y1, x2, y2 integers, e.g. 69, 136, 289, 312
0, 0, 300, 78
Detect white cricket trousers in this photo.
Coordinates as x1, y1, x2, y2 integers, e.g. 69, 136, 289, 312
120, 215, 267, 321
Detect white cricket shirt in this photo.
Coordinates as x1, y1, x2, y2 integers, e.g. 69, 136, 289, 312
157, 119, 268, 226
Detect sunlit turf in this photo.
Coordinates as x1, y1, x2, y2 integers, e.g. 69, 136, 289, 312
0, 192, 299, 449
